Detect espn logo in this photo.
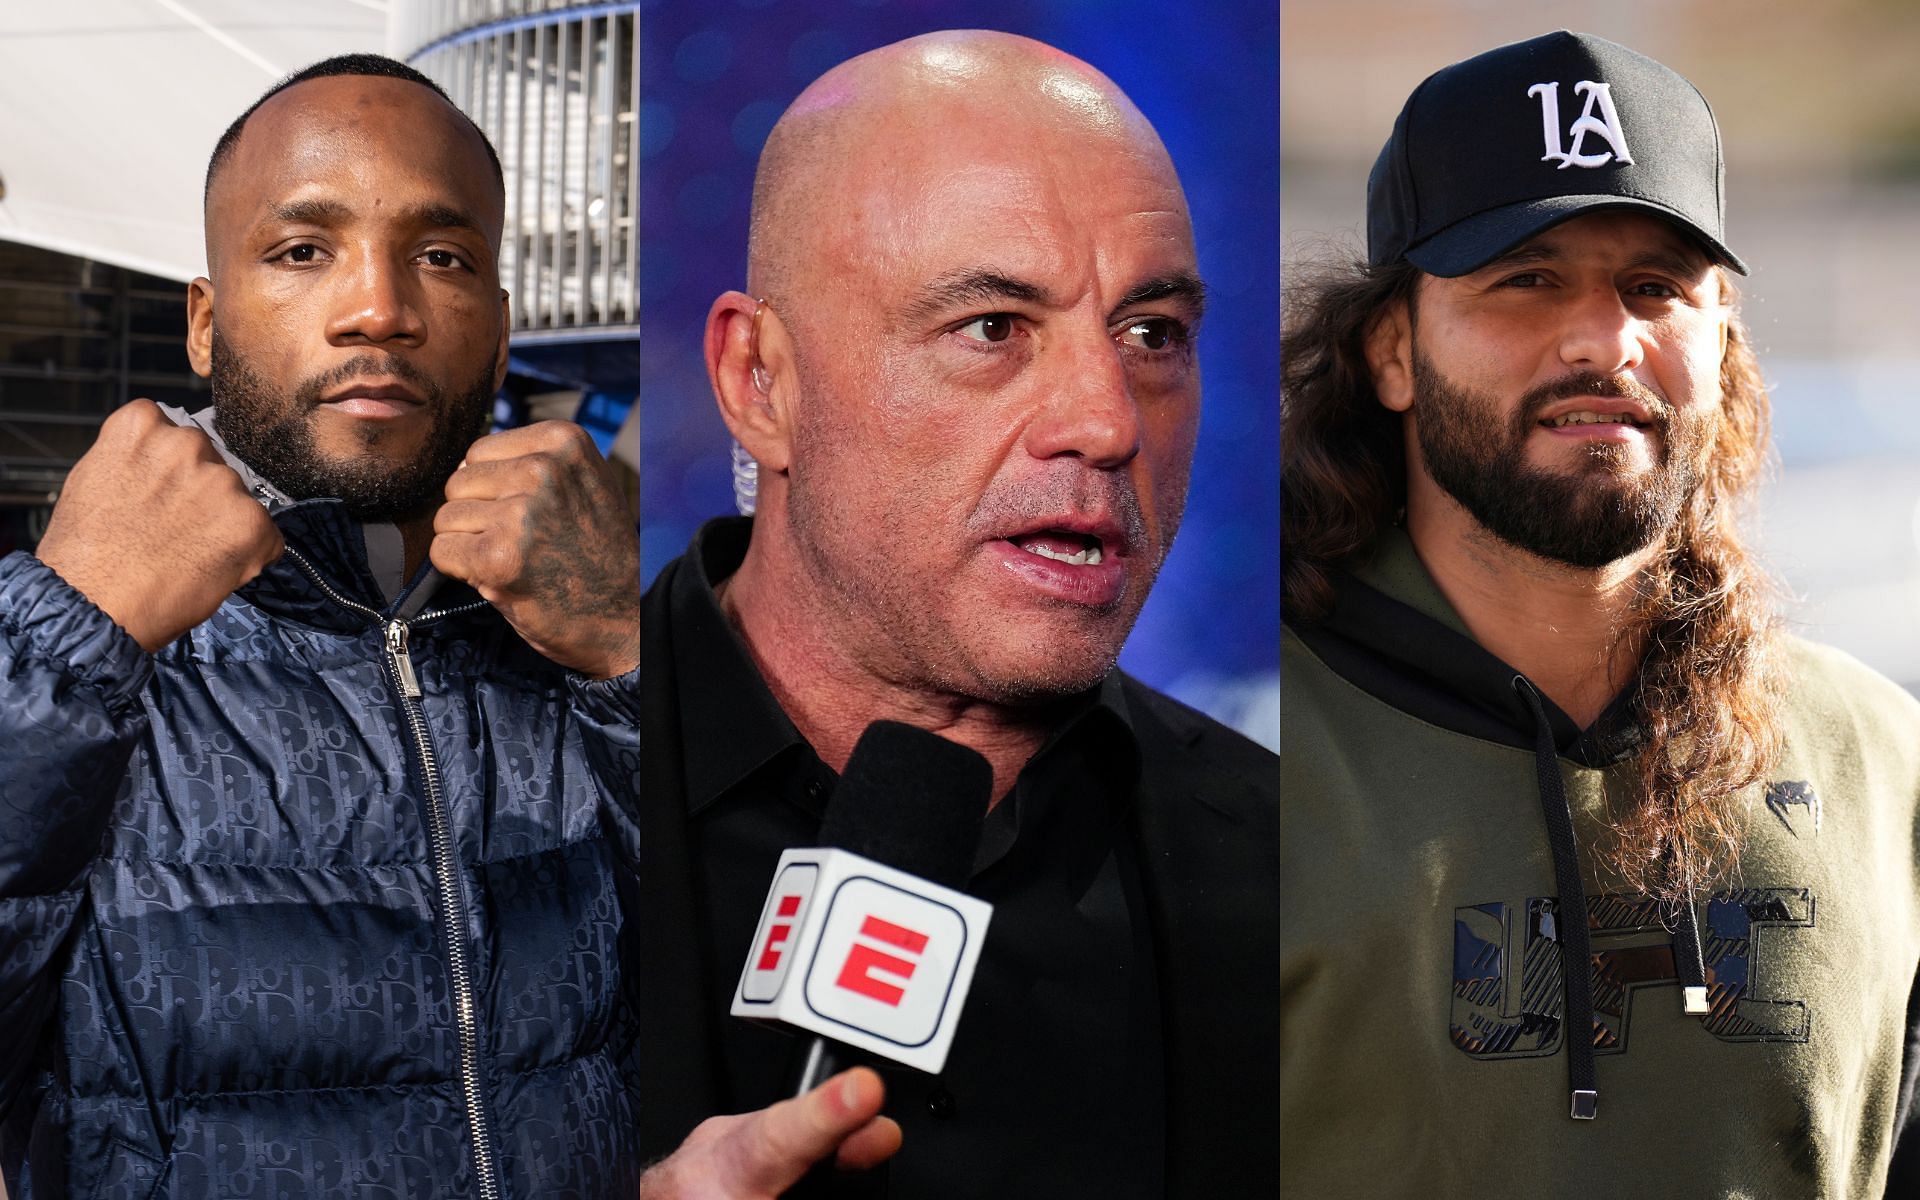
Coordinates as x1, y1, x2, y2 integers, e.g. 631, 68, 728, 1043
732, 848, 993, 1074
835, 916, 929, 1006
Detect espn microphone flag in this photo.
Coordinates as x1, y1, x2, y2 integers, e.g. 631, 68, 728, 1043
731, 720, 994, 1076
732, 846, 992, 1073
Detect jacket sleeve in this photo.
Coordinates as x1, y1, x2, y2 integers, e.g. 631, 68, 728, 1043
0, 551, 152, 1120
570, 662, 642, 865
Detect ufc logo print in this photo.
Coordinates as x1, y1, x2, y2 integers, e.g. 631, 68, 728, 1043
834, 915, 930, 1007
1526, 80, 1633, 169
1452, 888, 1813, 1061
756, 895, 803, 971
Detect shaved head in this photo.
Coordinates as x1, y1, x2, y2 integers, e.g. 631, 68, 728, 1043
747, 30, 1186, 323
710, 29, 1204, 710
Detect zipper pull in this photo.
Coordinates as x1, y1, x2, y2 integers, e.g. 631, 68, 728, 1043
386, 620, 422, 699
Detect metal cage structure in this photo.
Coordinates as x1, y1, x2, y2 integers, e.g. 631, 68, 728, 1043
395, 1, 640, 345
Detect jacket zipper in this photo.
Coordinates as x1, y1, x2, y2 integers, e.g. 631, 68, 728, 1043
283, 548, 502, 1199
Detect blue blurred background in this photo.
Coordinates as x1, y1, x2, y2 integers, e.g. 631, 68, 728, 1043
637, 0, 1280, 748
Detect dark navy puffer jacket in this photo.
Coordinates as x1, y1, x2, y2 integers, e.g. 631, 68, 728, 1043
0, 497, 645, 1199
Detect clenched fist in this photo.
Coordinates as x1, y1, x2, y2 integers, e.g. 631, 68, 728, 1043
430, 421, 640, 679
35, 400, 284, 652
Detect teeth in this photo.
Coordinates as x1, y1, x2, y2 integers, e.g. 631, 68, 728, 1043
1549, 411, 1636, 427
1021, 542, 1103, 566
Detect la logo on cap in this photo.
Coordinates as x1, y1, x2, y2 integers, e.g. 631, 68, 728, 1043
1527, 79, 1632, 169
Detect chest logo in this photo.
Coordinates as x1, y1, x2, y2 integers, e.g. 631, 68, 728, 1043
1765, 779, 1820, 837
1452, 888, 1812, 1059
1527, 80, 1634, 169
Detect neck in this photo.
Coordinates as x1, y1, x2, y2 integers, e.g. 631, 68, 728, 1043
1406, 490, 1653, 729
398, 514, 437, 582
717, 528, 1052, 807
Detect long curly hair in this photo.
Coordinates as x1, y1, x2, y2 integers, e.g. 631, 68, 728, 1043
1283, 252, 1783, 900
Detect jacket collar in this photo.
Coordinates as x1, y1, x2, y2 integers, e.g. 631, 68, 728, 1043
160, 403, 476, 632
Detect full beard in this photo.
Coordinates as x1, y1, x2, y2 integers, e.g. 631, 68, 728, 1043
209, 338, 496, 523
1411, 349, 1707, 569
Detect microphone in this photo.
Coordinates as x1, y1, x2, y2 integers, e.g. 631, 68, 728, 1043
731, 721, 995, 1087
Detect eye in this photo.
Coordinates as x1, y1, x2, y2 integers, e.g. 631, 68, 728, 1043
276, 243, 323, 265
1497, 271, 1545, 288
1629, 280, 1680, 299
422, 248, 469, 271
1117, 317, 1188, 352
956, 313, 1016, 343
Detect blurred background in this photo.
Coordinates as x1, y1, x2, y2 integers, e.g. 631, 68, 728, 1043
0, 0, 640, 561
640, 0, 1280, 749
1283, 0, 1920, 692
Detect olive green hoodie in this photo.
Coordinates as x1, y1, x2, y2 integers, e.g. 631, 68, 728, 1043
1281, 530, 1920, 1199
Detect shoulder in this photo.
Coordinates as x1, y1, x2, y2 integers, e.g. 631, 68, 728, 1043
1775, 632, 1920, 728
1772, 633, 1920, 766
1117, 672, 1277, 797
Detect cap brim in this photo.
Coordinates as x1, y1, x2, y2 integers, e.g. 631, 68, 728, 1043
1405, 195, 1748, 278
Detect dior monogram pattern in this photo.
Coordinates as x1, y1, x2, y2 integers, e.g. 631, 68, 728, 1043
0, 501, 643, 1198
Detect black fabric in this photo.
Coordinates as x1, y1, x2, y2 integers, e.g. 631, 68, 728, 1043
1885, 973, 1920, 1196
634, 517, 1278, 1198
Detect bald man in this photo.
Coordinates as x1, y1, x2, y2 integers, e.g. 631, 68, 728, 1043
0, 54, 895, 1199
634, 31, 1277, 1198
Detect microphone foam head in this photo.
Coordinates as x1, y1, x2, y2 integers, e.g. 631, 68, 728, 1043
818, 721, 993, 889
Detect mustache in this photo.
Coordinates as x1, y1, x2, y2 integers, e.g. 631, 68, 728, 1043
1517, 373, 1673, 427
972, 469, 1148, 553
290, 353, 442, 406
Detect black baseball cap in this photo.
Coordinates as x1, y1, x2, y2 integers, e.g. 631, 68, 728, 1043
1367, 31, 1746, 277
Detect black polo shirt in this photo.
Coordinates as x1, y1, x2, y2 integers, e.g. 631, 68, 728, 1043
645, 517, 1166, 1197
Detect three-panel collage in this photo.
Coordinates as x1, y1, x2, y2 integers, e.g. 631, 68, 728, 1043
3, 2, 1916, 1198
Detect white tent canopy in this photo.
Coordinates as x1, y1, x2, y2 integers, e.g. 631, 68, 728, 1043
0, 1, 388, 283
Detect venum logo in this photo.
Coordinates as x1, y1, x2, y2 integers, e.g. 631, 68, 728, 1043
1452, 888, 1813, 1059
1526, 80, 1633, 169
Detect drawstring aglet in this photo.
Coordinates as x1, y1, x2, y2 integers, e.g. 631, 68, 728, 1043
1683, 985, 1710, 1015
1571, 1089, 1598, 1120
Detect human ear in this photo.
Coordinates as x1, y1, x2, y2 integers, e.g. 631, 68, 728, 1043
705, 290, 793, 474
1365, 298, 1415, 414
186, 278, 215, 377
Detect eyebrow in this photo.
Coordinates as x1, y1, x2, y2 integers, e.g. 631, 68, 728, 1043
901, 269, 1055, 325
1110, 271, 1208, 322
267, 198, 485, 236
900, 267, 1209, 325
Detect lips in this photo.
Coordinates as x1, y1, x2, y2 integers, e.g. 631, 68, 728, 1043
319, 379, 426, 419
987, 518, 1131, 607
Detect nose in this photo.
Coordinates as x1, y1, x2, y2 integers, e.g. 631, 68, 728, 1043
1023, 330, 1142, 469
325, 250, 426, 346
1557, 285, 1644, 375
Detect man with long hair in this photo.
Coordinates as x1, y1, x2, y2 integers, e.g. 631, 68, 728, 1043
1281, 32, 1920, 1198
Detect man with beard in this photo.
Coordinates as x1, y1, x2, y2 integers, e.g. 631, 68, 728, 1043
633, 30, 1277, 1200
1281, 31, 1920, 1199
0, 55, 896, 1199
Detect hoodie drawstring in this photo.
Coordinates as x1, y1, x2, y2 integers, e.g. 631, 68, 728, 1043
1512, 676, 1600, 1120
1512, 675, 1714, 1120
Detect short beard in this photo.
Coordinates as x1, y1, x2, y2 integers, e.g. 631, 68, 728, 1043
210, 338, 495, 523
1411, 349, 1706, 569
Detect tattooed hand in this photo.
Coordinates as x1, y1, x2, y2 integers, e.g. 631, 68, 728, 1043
430, 420, 640, 678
